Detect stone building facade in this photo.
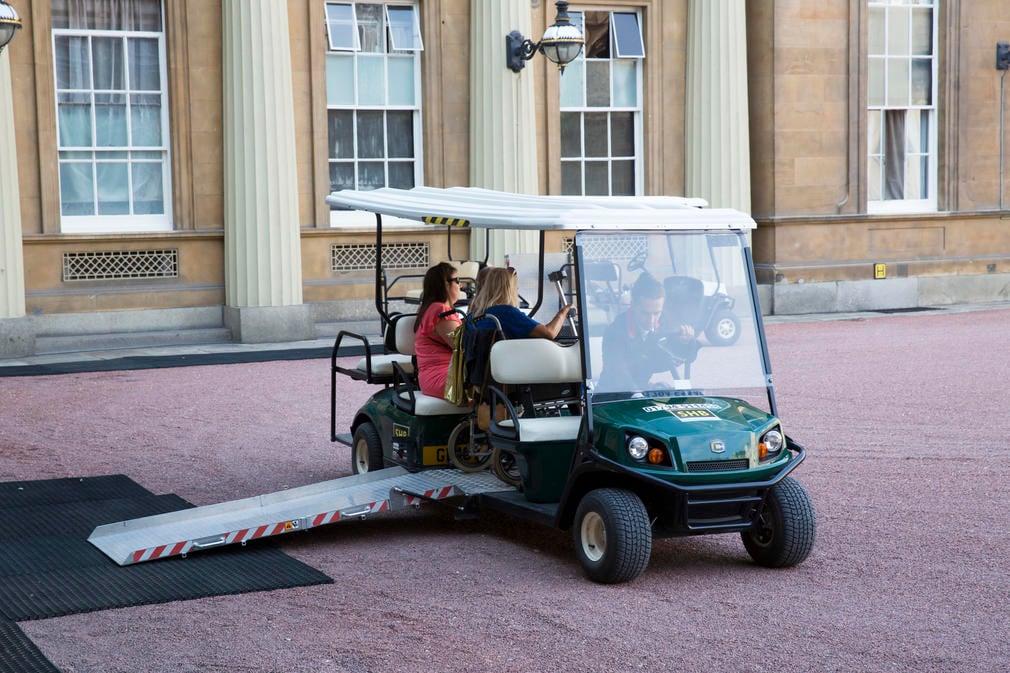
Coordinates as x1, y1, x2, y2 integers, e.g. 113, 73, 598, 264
1, 0, 1008, 356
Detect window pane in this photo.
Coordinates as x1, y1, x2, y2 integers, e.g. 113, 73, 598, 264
584, 12, 611, 58
358, 161, 386, 190
911, 8, 932, 56
585, 161, 609, 196
584, 113, 608, 158
387, 56, 415, 105
130, 94, 162, 146
128, 38, 160, 90
96, 162, 130, 214
905, 154, 922, 199
356, 4, 383, 53
910, 58, 931, 105
586, 60, 611, 107
92, 37, 125, 90
867, 110, 881, 155
326, 3, 358, 50
132, 162, 164, 214
561, 113, 581, 158
560, 58, 584, 108
59, 162, 95, 215
52, 0, 161, 31
887, 7, 910, 56
918, 110, 930, 154
610, 112, 634, 157
612, 60, 636, 107
386, 111, 413, 158
867, 156, 882, 201
356, 111, 385, 158
388, 162, 415, 189
386, 6, 422, 51
868, 57, 885, 107
55, 36, 91, 89
868, 7, 885, 56
356, 56, 385, 105
58, 93, 93, 147
95, 93, 128, 147
328, 110, 354, 159
886, 58, 909, 107
329, 162, 354, 192
326, 54, 355, 105
611, 13, 644, 58
561, 161, 582, 195
611, 160, 634, 196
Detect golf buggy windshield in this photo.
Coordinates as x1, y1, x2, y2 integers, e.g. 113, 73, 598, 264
576, 230, 771, 410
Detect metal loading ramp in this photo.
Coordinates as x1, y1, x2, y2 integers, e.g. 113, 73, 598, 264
89, 467, 514, 566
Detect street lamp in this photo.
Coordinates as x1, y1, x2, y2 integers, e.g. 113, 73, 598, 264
0, 1, 21, 54
506, 1, 584, 75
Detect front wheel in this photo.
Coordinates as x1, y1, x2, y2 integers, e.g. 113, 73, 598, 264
572, 488, 652, 584
447, 418, 493, 472
741, 477, 816, 567
705, 308, 741, 346
351, 422, 384, 474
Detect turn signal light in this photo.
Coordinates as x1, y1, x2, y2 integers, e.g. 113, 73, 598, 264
758, 443, 768, 460
647, 448, 665, 464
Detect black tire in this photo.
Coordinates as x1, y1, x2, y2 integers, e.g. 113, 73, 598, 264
490, 448, 521, 486
705, 308, 741, 346
572, 488, 652, 584
447, 419, 493, 472
351, 422, 384, 474
741, 477, 816, 568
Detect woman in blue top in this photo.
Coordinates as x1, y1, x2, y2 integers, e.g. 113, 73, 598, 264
468, 267, 571, 339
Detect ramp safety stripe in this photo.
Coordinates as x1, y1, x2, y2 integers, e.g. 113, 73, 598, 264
126, 487, 461, 563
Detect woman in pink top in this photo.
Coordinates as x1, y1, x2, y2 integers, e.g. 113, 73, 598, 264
413, 262, 463, 399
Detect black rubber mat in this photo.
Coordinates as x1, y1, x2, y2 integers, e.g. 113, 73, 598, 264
0, 620, 59, 673
0, 346, 344, 377
0, 474, 333, 672
0, 474, 332, 621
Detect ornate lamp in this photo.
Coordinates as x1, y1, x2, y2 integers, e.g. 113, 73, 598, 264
506, 1, 584, 75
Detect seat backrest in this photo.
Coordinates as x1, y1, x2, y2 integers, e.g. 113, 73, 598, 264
490, 339, 582, 385
391, 313, 417, 356
453, 260, 481, 281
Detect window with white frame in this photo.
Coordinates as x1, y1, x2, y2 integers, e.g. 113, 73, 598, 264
325, 1, 423, 225
52, 0, 172, 233
867, 0, 937, 213
559, 10, 644, 196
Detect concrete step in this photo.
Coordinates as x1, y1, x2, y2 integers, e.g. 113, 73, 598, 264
34, 328, 234, 355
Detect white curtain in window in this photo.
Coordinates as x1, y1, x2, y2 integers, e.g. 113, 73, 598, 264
52, 0, 162, 31
884, 110, 905, 200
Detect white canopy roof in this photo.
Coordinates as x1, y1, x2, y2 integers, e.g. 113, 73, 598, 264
325, 186, 756, 231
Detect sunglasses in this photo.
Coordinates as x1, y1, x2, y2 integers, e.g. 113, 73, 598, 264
448, 277, 461, 284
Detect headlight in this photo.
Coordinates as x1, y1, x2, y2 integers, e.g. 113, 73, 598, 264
626, 435, 649, 460
759, 428, 784, 460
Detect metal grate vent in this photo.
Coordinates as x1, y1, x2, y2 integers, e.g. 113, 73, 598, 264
331, 242, 429, 272
565, 235, 647, 262
63, 250, 179, 281
686, 459, 750, 473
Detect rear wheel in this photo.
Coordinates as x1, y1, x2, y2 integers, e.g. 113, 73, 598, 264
447, 418, 493, 472
741, 477, 816, 567
490, 448, 521, 486
351, 422, 383, 474
705, 308, 741, 346
572, 488, 652, 584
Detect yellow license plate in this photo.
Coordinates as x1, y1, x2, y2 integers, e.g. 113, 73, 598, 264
422, 445, 448, 466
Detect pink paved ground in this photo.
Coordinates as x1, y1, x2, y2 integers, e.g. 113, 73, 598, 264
1, 308, 1009, 673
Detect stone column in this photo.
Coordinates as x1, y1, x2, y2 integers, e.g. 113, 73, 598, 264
469, 0, 538, 264
221, 0, 314, 342
0, 46, 33, 356
685, 0, 751, 213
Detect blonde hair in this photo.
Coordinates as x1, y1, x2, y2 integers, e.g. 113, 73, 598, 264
469, 267, 519, 317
